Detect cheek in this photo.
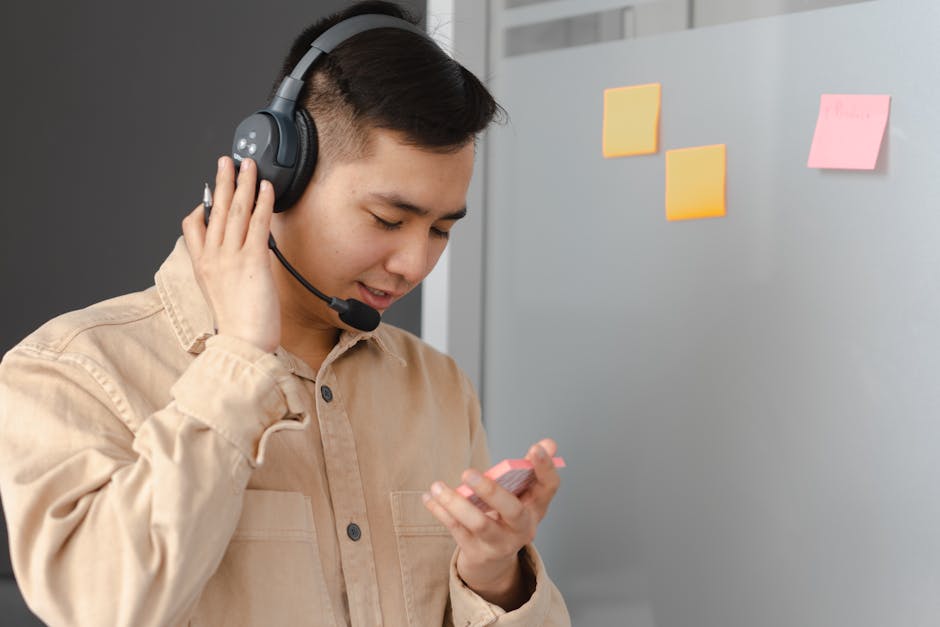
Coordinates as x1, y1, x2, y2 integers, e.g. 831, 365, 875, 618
324, 226, 390, 274
304, 206, 372, 263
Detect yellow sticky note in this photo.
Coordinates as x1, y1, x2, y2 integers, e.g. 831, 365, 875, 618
665, 144, 726, 221
602, 83, 661, 157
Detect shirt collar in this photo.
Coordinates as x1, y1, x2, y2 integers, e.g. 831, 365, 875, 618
333, 326, 406, 367
154, 237, 215, 354
154, 236, 407, 366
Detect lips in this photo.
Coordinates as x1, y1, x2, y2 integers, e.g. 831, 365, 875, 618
356, 282, 398, 310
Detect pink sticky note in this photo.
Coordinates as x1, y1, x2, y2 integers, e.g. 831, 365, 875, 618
807, 94, 891, 170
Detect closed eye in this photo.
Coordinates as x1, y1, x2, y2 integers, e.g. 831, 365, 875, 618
374, 213, 450, 239
373, 215, 402, 231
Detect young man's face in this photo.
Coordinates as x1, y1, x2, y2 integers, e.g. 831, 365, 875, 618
271, 127, 475, 330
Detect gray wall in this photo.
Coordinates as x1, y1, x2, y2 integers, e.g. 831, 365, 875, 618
483, 0, 940, 625
0, 1, 423, 622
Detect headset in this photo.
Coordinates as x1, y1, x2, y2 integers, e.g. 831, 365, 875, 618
224, 13, 431, 332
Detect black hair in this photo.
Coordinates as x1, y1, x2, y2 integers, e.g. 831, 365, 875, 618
274, 0, 504, 157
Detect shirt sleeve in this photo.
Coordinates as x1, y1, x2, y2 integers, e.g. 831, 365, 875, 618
0, 333, 310, 627
448, 544, 571, 627
446, 372, 572, 627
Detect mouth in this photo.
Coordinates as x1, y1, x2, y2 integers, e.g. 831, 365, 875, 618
356, 282, 399, 311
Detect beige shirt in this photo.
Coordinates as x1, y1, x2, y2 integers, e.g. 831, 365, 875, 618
0, 238, 570, 627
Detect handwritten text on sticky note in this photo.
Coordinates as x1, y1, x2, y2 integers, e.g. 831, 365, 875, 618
603, 83, 661, 158
665, 144, 726, 222
807, 94, 891, 170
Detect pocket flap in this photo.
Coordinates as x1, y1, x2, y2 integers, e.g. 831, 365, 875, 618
390, 491, 450, 536
233, 489, 314, 541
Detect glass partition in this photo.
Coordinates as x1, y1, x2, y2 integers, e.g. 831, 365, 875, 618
481, 1, 940, 625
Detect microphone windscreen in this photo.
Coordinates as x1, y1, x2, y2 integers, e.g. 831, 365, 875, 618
340, 299, 381, 332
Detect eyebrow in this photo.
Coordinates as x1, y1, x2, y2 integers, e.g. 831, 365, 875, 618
370, 192, 467, 221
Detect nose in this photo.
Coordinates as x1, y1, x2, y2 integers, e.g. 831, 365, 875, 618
384, 230, 432, 286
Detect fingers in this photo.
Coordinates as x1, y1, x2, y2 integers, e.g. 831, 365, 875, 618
460, 469, 527, 525
223, 158, 258, 250
206, 157, 234, 247
202, 157, 273, 252
181, 203, 207, 260
534, 438, 558, 458
246, 179, 275, 251
421, 489, 472, 545
423, 481, 503, 542
520, 439, 561, 517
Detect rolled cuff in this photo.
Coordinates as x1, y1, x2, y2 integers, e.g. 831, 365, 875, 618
448, 545, 570, 626
170, 334, 304, 466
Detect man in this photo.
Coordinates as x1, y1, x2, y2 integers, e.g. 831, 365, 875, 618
0, 2, 569, 625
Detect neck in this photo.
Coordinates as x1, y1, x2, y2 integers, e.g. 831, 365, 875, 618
280, 320, 340, 373
272, 256, 343, 371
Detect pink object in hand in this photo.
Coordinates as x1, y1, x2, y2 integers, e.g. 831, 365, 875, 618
457, 457, 566, 511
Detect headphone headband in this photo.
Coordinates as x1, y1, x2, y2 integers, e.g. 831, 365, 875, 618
274, 14, 428, 106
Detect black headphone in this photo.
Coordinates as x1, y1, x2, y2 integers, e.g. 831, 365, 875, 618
231, 13, 428, 213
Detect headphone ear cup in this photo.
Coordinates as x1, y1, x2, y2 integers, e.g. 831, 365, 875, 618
275, 108, 318, 213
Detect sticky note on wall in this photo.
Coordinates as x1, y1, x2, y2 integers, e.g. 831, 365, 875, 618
602, 83, 661, 157
665, 144, 726, 221
807, 94, 891, 170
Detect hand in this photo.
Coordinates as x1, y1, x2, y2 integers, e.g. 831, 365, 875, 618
422, 438, 561, 610
181, 157, 281, 353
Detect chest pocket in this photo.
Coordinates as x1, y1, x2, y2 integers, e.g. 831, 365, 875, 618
391, 490, 457, 626
188, 489, 338, 627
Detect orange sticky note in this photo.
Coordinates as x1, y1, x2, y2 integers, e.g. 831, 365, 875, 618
665, 144, 726, 222
807, 94, 891, 170
602, 83, 661, 157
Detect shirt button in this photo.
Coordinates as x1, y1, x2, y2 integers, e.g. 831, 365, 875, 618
346, 523, 362, 541
320, 385, 333, 402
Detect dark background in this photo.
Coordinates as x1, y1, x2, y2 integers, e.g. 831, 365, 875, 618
0, 1, 424, 622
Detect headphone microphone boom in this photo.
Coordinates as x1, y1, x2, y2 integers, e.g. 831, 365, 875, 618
266, 236, 381, 332
224, 14, 430, 333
